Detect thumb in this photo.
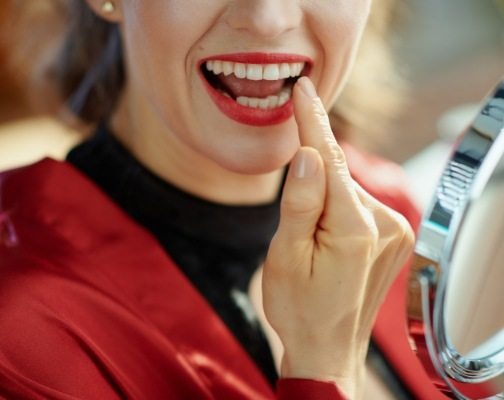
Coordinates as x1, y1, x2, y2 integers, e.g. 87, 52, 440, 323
275, 146, 325, 246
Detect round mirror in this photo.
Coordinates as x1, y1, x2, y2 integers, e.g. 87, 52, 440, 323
407, 80, 504, 399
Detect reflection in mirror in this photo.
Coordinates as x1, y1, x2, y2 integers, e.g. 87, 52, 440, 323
443, 93, 504, 361
445, 152, 504, 359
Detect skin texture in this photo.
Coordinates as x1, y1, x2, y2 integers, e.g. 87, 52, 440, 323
85, 1, 415, 398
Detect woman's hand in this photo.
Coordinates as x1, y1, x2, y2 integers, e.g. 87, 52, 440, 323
262, 77, 415, 398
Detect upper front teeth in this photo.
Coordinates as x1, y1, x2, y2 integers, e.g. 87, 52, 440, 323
205, 60, 305, 81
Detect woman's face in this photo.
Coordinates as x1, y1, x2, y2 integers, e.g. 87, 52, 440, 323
114, 0, 371, 174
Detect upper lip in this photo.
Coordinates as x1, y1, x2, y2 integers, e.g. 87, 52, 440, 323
199, 52, 313, 76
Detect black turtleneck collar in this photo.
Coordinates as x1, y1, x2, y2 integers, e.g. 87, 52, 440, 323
67, 123, 282, 252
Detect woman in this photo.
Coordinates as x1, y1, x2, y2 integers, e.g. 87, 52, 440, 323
0, 1, 443, 399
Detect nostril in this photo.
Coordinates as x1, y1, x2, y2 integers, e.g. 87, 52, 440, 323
0, 211, 19, 248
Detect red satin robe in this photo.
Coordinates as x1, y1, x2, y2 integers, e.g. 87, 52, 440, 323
0, 148, 446, 399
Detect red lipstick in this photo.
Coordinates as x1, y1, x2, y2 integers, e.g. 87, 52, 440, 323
198, 53, 312, 127
202, 52, 312, 65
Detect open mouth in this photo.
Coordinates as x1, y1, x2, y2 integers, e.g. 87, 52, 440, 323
200, 59, 309, 110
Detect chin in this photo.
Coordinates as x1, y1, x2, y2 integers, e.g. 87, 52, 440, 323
214, 144, 297, 175
221, 122, 300, 174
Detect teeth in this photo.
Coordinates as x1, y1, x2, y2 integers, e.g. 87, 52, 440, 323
258, 98, 270, 109
222, 61, 234, 76
248, 98, 259, 108
205, 60, 306, 80
205, 59, 300, 109
246, 64, 263, 80
213, 60, 223, 75
267, 95, 279, 108
290, 63, 303, 78
236, 97, 248, 106
263, 64, 280, 80
234, 63, 247, 79
235, 87, 292, 110
279, 63, 291, 78
279, 90, 290, 105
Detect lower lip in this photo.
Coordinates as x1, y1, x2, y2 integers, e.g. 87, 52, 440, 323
199, 71, 293, 127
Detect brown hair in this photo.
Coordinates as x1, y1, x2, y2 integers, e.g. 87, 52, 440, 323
8, 0, 403, 148
55, 2, 123, 121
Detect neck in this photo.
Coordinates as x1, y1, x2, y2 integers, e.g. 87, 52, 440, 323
109, 87, 285, 206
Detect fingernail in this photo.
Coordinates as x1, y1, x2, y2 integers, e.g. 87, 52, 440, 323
297, 77, 318, 99
293, 149, 318, 178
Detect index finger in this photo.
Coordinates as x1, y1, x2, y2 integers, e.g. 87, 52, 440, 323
292, 77, 361, 221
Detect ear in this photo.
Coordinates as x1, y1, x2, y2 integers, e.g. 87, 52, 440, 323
84, 0, 123, 23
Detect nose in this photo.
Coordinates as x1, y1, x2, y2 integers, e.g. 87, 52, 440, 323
225, 0, 302, 39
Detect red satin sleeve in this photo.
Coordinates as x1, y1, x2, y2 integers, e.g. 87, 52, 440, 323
277, 379, 347, 400
0, 159, 352, 399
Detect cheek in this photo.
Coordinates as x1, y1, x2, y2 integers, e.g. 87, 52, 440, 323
121, 3, 193, 84
309, 0, 371, 104
315, 0, 371, 60
120, 2, 211, 129
121, 1, 223, 79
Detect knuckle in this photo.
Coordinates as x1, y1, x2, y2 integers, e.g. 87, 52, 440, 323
354, 208, 380, 242
327, 154, 348, 175
312, 97, 330, 122
378, 206, 413, 237
399, 223, 416, 251
351, 226, 379, 247
390, 212, 415, 244
311, 100, 348, 166
383, 213, 416, 258
326, 140, 347, 166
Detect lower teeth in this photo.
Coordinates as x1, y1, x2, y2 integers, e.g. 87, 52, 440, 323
220, 87, 292, 109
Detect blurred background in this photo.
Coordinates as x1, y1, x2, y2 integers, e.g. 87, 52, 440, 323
389, 0, 504, 206
0, 0, 503, 208
388, 0, 503, 160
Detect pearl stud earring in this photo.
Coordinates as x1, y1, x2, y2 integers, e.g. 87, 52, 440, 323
101, 1, 116, 13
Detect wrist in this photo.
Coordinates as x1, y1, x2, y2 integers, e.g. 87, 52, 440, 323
277, 378, 349, 400
280, 342, 368, 399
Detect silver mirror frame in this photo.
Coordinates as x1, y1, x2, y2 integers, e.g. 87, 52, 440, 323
408, 80, 504, 399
